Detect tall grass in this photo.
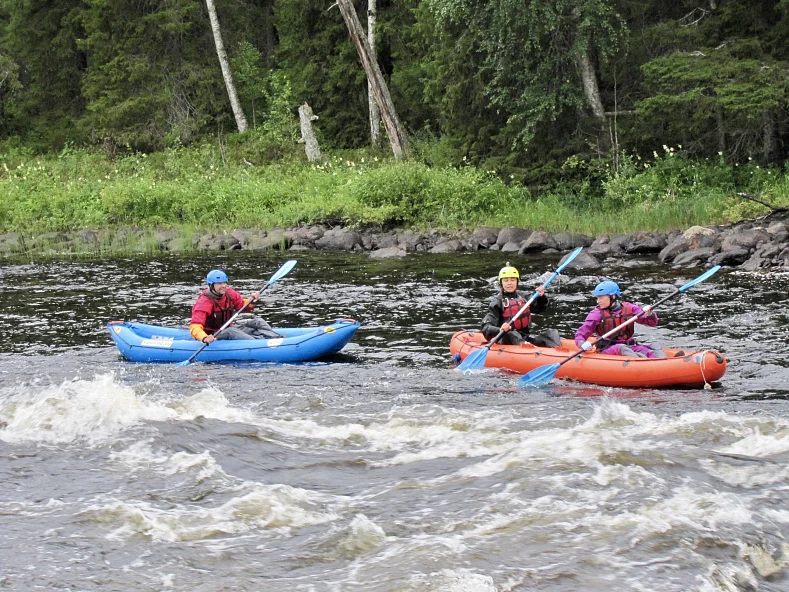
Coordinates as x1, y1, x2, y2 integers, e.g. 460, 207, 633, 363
0, 142, 785, 236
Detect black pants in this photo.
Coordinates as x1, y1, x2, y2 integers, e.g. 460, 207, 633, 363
482, 327, 562, 348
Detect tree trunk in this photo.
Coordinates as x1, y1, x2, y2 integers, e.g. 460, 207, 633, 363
367, 0, 382, 148
715, 102, 726, 155
577, 52, 606, 122
205, 0, 248, 133
262, 0, 276, 67
336, 0, 409, 160
298, 102, 323, 163
576, 51, 610, 154
762, 110, 775, 164
572, 4, 608, 154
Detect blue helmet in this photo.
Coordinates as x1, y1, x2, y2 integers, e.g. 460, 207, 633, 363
206, 269, 228, 285
593, 280, 620, 297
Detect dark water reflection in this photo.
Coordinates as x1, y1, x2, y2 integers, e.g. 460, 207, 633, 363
1, 250, 787, 398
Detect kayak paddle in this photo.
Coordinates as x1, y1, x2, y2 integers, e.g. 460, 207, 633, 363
459, 246, 584, 374
176, 259, 297, 367
517, 265, 722, 388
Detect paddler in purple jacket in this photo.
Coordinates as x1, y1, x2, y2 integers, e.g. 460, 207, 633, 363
575, 280, 667, 358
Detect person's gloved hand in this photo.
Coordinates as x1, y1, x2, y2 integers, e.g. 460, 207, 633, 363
580, 341, 593, 351
643, 305, 653, 316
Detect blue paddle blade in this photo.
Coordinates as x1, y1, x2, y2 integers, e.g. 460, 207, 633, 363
518, 363, 561, 388
175, 359, 192, 367
269, 259, 297, 284
458, 347, 490, 374
678, 265, 720, 292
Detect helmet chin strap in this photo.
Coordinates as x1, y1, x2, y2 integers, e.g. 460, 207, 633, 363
209, 284, 221, 296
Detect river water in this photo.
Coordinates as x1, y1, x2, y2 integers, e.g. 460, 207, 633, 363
1, 251, 788, 591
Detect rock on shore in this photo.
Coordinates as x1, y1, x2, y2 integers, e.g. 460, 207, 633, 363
3, 212, 788, 270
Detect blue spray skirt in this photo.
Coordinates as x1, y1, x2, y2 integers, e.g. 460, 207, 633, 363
107, 319, 360, 364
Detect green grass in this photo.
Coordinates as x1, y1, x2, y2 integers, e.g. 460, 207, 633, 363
0, 141, 785, 237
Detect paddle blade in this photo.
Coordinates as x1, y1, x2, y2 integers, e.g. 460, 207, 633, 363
678, 265, 720, 292
557, 246, 583, 272
175, 359, 192, 367
268, 259, 297, 285
518, 363, 561, 388
458, 347, 489, 374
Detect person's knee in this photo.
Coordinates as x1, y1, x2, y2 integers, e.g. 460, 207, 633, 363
619, 345, 645, 358
541, 329, 562, 348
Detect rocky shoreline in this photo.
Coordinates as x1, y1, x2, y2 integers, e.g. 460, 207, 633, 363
2, 211, 788, 270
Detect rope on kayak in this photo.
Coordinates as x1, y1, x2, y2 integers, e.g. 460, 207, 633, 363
700, 350, 712, 390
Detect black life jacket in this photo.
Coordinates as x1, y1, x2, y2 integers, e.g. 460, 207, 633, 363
595, 301, 635, 343
200, 289, 235, 333
502, 294, 531, 331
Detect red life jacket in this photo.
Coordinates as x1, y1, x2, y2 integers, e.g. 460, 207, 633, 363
595, 301, 635, 343
199, 289, 236, 334
502, 296, 531, 331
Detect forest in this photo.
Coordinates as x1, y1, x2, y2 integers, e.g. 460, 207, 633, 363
1, 0, 789, 233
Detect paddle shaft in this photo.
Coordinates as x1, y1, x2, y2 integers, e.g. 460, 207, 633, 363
554, 287, 684, 369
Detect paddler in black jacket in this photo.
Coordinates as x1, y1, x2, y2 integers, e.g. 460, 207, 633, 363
480, 263, 562, 348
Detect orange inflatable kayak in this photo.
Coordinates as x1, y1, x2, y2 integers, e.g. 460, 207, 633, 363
450, 330, 727, 388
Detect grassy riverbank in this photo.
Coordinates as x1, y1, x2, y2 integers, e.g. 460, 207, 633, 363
1, 142, 788, 237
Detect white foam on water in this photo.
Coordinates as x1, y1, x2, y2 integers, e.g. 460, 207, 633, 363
587, 486, 753, 545
737, 541, 789, 578
716, 426, 789, 457
0, 497, 66, 518
763, 508, 789, 524
0, 374, 260, 445
454, 400, 663, 480
696, 562, 759, 592
0, 374, 178, 444
343, 513, 387, 553
311, 513, 388, 562
250, 406, 524, 464
700, 456, 789, 488
408, 568, 496, 592
81, 482, 341, 543
110, 440, 227, 484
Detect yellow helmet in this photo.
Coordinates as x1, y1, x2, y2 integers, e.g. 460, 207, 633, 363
498, 263, 519, 280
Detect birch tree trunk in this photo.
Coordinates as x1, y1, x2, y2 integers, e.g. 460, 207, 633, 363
367, 0, 382, 148
576, 51, 609, 154
205, 0, 248, 133
572, 5, 608, 152
577, 52, 606, 122
336, 0, 409, 160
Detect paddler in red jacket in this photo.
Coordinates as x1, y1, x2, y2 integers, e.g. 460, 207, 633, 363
190, 269, 281, 343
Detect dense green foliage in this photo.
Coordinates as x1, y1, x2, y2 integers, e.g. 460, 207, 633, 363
2, 0, 789, 232
2, 141, 786, 236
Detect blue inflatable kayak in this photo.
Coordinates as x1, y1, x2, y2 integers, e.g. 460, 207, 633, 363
107, 319, 360, 363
